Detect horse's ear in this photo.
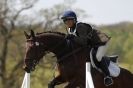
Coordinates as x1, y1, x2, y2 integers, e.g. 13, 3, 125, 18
30, 30, 35, 38
24, 31, 30, 39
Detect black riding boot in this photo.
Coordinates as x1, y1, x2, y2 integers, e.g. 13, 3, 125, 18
99, 58, 113, 86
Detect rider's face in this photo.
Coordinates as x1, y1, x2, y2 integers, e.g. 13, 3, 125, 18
63, 19, 75, 28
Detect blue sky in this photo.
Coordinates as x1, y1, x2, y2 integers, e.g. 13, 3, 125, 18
33, 0, 133, 25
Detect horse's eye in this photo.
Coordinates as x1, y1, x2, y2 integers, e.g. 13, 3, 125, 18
35, 42, 39, 46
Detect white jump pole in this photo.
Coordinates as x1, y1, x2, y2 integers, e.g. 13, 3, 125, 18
21, 72, 30, 88
21, 63, 94, 88
86, 62, 94, 88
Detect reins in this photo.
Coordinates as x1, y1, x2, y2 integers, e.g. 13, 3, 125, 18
57, 46, 83, 63
30, 32, 88, 67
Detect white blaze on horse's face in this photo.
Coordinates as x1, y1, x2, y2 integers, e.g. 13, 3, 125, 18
26, 42, 33, 47
25, 42, 29, 47
25, 42, 35, 53
25, 41, 39, 48
25, 41, 40, 58
25, 42, 30, 51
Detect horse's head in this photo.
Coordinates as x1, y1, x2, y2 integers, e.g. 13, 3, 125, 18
23, 30, 88, 73
23, 30, 46, 73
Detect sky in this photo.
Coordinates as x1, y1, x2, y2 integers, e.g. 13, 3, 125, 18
32, 0, 133, 25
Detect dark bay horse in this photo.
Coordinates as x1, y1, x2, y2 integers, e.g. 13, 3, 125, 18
23, 30, 133, 88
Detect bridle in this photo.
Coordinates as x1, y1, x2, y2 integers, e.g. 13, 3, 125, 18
25, 39, 44, 71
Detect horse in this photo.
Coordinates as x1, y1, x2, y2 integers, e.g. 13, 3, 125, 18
23, 30, 133, 88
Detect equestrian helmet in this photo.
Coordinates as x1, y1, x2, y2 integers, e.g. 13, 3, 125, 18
61, 10, 77, 21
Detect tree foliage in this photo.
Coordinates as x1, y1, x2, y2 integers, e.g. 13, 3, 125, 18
99, 22, 133, 66
0, 0, 38, 88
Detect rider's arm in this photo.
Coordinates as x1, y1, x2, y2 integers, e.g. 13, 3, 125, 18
73, 23, 92, 46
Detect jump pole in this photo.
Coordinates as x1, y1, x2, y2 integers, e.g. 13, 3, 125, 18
86, 62, 95, 88
21, 72, 30, 88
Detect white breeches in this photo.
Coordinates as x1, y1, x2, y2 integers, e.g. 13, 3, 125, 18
91, 41, 109, 62
96, 42, 109, 62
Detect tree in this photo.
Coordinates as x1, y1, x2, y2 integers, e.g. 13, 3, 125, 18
39, 0, 86, 32
0, 0, 38, 88
0, 0, 88, 87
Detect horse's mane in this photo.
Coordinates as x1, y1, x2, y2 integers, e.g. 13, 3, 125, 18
36, 31, 66, 37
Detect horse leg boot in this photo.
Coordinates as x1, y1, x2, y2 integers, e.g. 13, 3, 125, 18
99, 58, 113, 86
48, 75, 66, 88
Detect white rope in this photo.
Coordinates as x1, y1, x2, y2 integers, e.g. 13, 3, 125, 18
21, 72, 30, 88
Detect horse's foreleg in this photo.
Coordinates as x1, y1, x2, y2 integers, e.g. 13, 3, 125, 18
48, 75, 66, 88
64, 82, 79, 88
64, 79, 85, 88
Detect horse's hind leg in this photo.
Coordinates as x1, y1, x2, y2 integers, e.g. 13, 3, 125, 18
48, 75, 66, 88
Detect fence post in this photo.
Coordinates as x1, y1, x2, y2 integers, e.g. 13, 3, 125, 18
86, 62, 94, 88
21, 72, 30, 88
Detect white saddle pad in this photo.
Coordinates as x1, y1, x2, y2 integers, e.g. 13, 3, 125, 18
108, 61, 121, 77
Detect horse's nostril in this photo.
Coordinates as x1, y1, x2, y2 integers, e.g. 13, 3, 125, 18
31, 66, 35, 71
23, 65, 26, 69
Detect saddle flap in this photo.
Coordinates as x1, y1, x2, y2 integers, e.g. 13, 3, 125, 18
106, 55, 118, 63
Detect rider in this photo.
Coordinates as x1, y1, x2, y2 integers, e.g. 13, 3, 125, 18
61, 10, 113, 86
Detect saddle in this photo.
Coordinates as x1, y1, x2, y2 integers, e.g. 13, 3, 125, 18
102, 55, 120, 77
91, 55, 121, 77
105, 55, 118, 63
107, 55, 120, 77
